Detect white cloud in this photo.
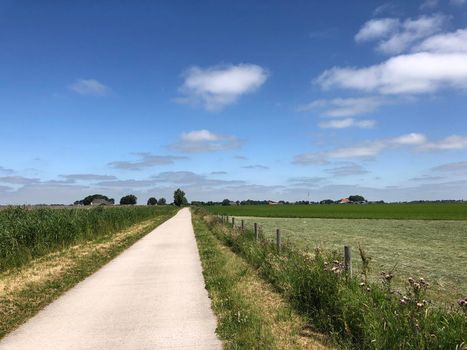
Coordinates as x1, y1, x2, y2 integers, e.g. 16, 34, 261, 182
317, 52, 467, 94
450, 0, 465, 6
373, 3, 400, 16
325, 163, 370, 177
300, 96, 386, 117
60, 174, 117, 181
176, 64, 268, 111
420, 0, 439, 10
181, 129, 220, 142
392, 133, 427, 145
355, 14, 447, 54
431, 161, 467, 172
0, 176, 40, 185
168, 130, 244, 153
414, 29, 467, 53
319, 118, 375, 129
69, 79, 110, 96
242, 164, 269, 170
108, 153, 187, 170
355, 18, 399, 42
419, 135, 467, 151
0, 166, 14, 174
293, 133, 464, 164
327, 142, 386, 158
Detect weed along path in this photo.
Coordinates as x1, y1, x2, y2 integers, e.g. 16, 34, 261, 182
0, 208, 222, 350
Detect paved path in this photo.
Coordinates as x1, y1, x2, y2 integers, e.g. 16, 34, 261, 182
0, 208, 222, 350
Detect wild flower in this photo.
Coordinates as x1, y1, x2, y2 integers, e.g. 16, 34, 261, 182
381, 271, 393, 281
458, 298, 467, 307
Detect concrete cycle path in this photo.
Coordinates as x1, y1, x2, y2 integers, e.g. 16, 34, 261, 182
0, 208, 222, 350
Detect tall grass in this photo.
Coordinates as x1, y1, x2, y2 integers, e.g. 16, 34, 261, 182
201, 212, 466, 349
0, 206, 175, 271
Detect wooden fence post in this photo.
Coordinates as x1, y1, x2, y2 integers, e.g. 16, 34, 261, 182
232, 217, 235, 227
254, 223, 258, 241
276, 229, 281, 253
344, 246, 352, 278
241, 219, 244, 232
226, 215, 229, 224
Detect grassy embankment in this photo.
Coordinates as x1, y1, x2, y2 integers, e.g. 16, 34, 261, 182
192, 211, 332, 349
0, 206, 176, 338
206, 203, 467, 220
197, 209, 466, 350
232, 216, 467, 304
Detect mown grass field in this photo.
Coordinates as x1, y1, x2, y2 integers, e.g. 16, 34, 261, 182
199, 211, 465, 349
233, 216, 467, 304
206, 203, 467, 220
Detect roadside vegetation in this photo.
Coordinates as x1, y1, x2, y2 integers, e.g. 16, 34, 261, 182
0, 206, 174, 271
0, 207, 176, 339
206, 203, 467, 220
196, 209, 466, 349
234, 216, 466, 304
192, 212, 332, 349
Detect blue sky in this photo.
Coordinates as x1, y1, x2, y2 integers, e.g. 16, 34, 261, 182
1, 0, 467, 204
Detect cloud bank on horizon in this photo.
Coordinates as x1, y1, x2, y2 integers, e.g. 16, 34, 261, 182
1, 1, 467, 204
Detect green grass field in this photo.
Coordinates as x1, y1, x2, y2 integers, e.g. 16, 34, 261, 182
203, 213, 466, 349
0, 205, 176, 271
233, 216, 466, 304
206, 203, 467, 220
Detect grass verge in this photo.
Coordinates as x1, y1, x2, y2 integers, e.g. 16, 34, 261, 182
197, 210, 466, 350
0, 210, 175, 339
192, 211, 332, 349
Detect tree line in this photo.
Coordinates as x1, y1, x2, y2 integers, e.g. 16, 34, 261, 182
74, 188, 188, 207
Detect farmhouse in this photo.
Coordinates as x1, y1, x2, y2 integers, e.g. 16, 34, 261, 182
338, 198, 351, 204
91, 198, 113, 206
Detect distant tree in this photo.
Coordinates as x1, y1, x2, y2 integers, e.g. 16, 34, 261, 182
147, 197, 157, 206
320, 199, 334, 205
173, 189, 187, 207
349, 195, 365, 203
120, 194, 137, 205
157, 197, 167, 205
222, 199, 231, 206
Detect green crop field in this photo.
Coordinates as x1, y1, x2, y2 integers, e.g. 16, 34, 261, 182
0, 205, 176, 271
206, 203, 467, 220
231, 215, 466, 304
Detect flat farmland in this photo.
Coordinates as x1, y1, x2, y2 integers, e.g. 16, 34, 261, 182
233, 215, 467, 304
207, 203, 467, 220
